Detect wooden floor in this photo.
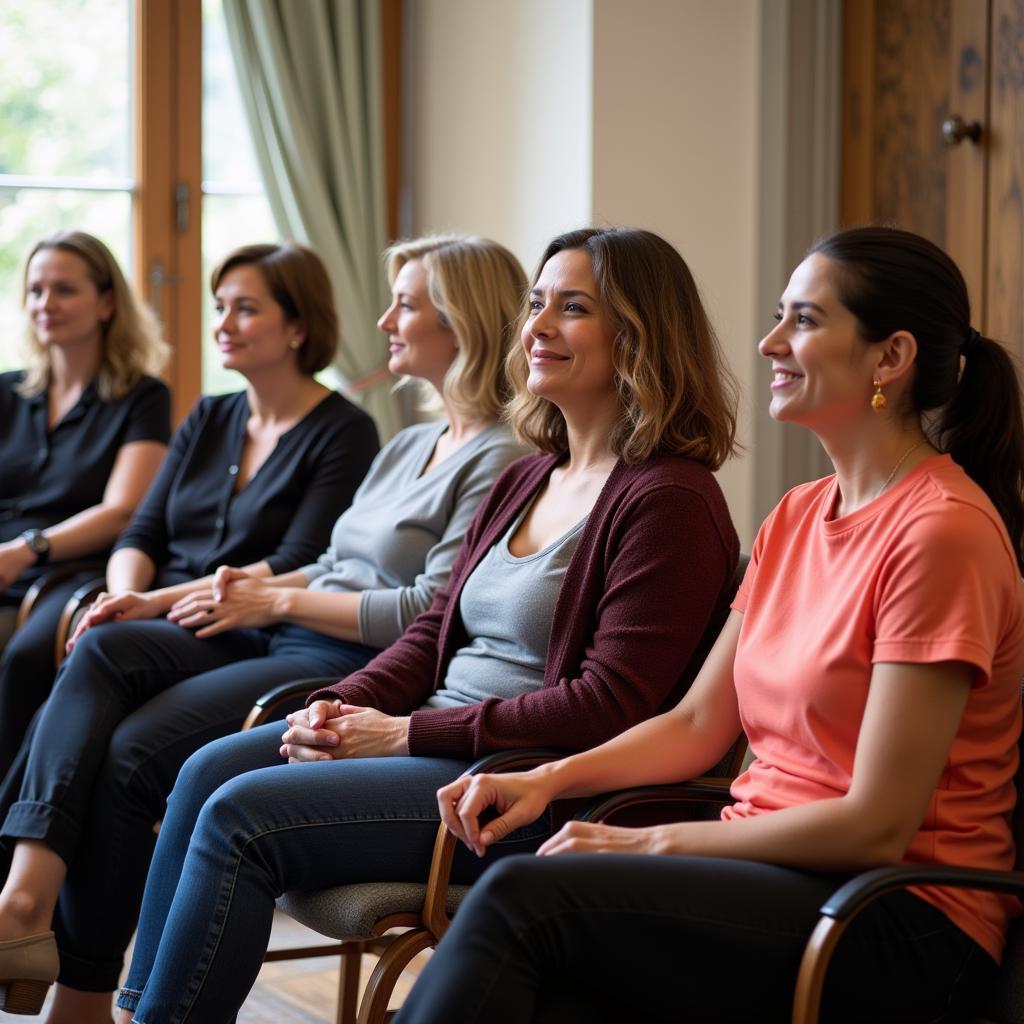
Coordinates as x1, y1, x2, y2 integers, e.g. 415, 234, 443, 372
240, 914, 432, 1024
0, 913, 432, 1023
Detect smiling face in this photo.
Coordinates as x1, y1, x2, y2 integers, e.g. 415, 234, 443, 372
521, 248, 618, 408
377, 258, 458, 389
212, 265, 304, 376
25, 247, 113, 352
758, 253, 881, 430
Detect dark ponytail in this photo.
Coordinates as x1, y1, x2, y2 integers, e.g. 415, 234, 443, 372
810, 226, 1024, 571
942, 333, 1024, 570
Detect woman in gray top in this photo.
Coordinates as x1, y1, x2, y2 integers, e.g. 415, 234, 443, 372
0, 236, 527, 1024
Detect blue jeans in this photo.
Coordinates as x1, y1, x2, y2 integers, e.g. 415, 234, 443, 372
117, 724, 553, 1023
396, 855, 997, 1024
0, 619, 377, 991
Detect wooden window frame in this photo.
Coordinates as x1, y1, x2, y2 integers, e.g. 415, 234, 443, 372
133, 0, 202, 425
132, 0, 401, 424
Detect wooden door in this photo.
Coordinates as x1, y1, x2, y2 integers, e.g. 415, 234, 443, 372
842, 0, 1024, 364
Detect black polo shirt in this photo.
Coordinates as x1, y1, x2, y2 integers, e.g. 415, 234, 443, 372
112, 390, 379, 585
0, 370, 172, 597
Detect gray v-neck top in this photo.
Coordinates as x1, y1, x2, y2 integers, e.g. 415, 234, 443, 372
300, 420, 526, 648
425, 504, 587, 708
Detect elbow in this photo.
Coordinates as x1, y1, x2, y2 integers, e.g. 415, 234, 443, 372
840, 812, 916, 870
105, 505, 136, 534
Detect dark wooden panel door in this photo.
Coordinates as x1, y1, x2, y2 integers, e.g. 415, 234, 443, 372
842, 0, 988, 330
987, 0, 1024, 359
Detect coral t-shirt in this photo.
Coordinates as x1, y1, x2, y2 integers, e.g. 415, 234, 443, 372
729, 454, 1024, 962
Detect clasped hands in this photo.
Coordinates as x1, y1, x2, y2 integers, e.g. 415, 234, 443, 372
280, 699, 411, 761
438, 770, 662, 859
167, 566, 276, 637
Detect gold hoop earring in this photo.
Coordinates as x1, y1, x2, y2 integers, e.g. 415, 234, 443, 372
871, 378, 886, 412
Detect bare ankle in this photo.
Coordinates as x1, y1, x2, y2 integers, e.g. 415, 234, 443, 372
45, 983, 117, 1024
0, 889, 50, 936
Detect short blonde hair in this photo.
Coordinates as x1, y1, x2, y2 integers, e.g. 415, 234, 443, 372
385, 235, 526, 420
20, 231, 168, 401
210, 242, 338, 376
506, 227, 739, 468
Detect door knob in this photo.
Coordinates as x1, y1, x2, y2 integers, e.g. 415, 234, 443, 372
942, 115, 982, 147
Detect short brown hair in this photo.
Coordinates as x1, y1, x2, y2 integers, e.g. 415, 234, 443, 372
506, 227, 739, 468
210, 243, 338, 376
384, 235, 526, 420
20, 230, 168, 401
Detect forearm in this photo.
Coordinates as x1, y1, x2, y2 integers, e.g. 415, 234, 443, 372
263, 569, 310, 589
34, 503, 136, 563
149, 560, 274, 611
105, 547, 158, 593
649, 795, 906, 872
530, 705, 731, 800
272, 587, 361, 642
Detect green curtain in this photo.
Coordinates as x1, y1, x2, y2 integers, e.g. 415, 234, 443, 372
223, 0, 400, 439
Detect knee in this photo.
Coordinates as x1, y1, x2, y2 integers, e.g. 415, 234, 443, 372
190, 774, 266, 850
473, 855, 548, 906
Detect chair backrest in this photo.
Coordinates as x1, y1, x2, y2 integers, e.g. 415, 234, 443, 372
975, 681, 1024, 1023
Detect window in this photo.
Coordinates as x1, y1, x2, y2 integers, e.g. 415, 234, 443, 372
0, 0, 132, 371
0, 0, 277, 415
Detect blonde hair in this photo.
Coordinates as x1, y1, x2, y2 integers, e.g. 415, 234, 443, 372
384, 235, 526, 420
19, 230, 168, 401
210, 242, 338, 376
506, 227, 739, 468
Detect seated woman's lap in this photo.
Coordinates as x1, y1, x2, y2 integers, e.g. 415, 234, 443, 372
397, 854, 994, 1024
123, 726, 553, 1016
42, 629, 378, 990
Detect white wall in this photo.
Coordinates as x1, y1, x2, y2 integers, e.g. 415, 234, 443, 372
589, 0, 761, 544
411, 0, 766, 544
410, 0, 592, 272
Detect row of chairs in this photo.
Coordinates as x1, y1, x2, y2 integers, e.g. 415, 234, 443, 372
16, 560, 1024, 1022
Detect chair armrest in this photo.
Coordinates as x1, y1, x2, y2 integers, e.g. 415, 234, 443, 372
580, 776, 734, 824
821, 863, 1024, 920
792, 864, 1024, 1024
241, 676, 345, 731
16, 561, 105, 631
421, 748, 565, 938
53, 576, 106, 668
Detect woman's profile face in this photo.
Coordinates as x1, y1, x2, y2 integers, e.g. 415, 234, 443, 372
25, 248, 113, 352
521, 248, 617, 407
212, 264, 305, 377
377, 258, 458, 389
758, 253, 877, 430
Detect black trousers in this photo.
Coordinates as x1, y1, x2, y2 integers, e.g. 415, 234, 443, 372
0, 573, 98, 779
395, 853, 998, 1024
0, 617, 377, 992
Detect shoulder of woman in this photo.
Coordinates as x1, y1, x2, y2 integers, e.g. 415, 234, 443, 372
120, 373, 171, 402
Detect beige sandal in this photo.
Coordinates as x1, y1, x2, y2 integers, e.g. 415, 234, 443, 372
0, 931, 58, 1015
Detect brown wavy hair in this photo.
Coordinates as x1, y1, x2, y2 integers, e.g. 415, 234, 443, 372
506, 227, 739, 467
19, 230, 168, 400
210, 242, 339, 376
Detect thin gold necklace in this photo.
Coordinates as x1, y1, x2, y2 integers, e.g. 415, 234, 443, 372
876, 438, 925, 500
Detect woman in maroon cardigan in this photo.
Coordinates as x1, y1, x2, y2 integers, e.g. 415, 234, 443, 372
113, 227, 741, 1024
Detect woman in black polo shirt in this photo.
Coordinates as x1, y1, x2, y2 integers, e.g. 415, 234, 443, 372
0, 230, 171, 771
0, 242, 380, 782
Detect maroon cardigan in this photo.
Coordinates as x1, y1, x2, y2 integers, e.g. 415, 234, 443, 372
308, 452, 739, 760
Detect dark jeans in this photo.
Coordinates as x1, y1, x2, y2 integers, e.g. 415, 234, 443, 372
116, 724, 553, 1023
0, 571, 99, 779
394, 854, 998, 1024
0, 618, 378, 992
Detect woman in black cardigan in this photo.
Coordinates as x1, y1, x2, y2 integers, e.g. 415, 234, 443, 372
0, 241, 378, 1023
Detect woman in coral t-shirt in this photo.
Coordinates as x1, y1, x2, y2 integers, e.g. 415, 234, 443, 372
397, 227, 1024, 1023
